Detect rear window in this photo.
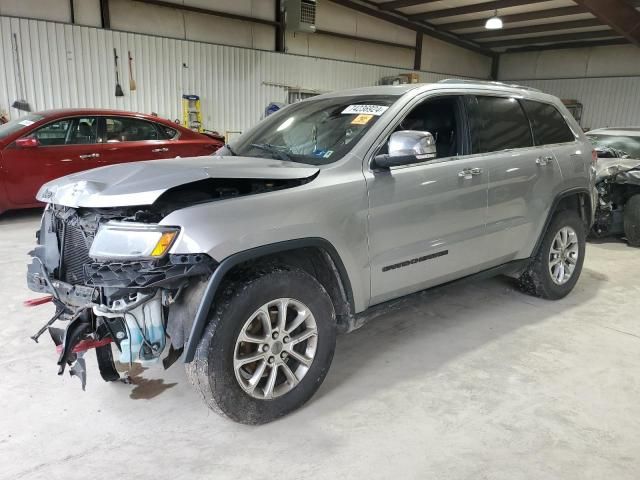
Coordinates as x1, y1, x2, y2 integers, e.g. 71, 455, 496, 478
467, 96, 533, 153
157, 124, 178, 139
522, 100, 575, 145
0, 114, 44, 139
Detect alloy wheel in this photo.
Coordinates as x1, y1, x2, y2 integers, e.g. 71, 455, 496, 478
548, 226, 579, 285
233, 298, 318, 399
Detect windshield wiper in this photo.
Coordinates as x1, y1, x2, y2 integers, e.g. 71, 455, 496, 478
250, 143, 292, 162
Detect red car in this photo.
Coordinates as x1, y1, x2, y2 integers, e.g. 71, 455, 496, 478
0, 109, 224, 214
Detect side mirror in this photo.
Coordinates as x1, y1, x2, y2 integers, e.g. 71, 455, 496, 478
372, 130, 436, 169
15, 137, 39, 148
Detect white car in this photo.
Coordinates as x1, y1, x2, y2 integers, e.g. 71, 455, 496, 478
587, 128, 640, 246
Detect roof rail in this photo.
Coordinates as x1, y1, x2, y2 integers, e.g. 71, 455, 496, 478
437, 79, 541, 92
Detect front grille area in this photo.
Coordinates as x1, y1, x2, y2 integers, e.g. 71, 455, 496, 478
60, 222, 92, 285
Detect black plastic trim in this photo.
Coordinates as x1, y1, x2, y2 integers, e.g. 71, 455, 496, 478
533, 187, 593, 255
183, 238, 355, 363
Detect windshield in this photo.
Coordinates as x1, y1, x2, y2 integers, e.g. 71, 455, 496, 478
226, 95, 398, 165
588, 134, 640, 159
0, 114, 44, 140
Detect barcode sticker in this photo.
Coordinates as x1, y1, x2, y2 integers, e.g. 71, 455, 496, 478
342, 105, 389, 116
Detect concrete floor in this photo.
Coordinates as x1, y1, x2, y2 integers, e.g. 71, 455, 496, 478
1, 209, 639, 480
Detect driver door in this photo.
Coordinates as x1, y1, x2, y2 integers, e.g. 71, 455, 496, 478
364, 95, 490, 306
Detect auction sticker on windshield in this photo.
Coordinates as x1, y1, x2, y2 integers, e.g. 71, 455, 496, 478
351, 114, 374, 125
342, 105, 389, 116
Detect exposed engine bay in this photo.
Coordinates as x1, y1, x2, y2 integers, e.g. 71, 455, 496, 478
26, 175, 313, 388
591, 148, 640, 242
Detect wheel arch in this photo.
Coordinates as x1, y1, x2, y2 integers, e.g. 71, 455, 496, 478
532, 188, 593, 257
183, 238, 355, 363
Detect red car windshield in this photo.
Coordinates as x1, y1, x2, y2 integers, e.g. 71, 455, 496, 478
0, 114, 44, 140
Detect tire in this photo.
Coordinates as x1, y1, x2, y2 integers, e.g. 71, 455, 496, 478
623, 194, 640, 247
186, 266, 336, 424
518, 209, 586, 300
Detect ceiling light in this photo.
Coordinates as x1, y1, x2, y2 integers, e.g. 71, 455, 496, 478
485, 10, 503, 30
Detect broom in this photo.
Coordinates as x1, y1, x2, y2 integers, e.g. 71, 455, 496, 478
11, 34, 31, 112
114, 48, 124, 97
128, 51, 137, 91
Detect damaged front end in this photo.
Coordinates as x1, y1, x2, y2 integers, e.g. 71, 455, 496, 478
591, 151, 640, 238
26, 204, 216, 388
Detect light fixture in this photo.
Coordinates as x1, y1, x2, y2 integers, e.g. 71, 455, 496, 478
485, 10, 503, 30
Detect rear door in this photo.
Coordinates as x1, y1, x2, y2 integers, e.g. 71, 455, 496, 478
100, 116, 172, 165
366, 94, 489, 305
466, 95, 563, 263
3, 116, 101, 205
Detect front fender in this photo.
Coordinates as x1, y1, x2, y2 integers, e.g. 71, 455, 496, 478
160, 168, 370, 313
181, 237, 354, 363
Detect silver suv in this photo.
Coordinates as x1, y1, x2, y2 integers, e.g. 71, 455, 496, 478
27, 80, 596, 424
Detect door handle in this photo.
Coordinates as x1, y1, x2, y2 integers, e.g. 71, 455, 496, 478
79, 153, 100, 159
458, 167, 483, 178
536, 156, 553, 166
152, 147, 169, 153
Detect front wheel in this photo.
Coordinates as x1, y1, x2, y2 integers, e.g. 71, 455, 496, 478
518, 210, 586, 300
186, 266, 336, 424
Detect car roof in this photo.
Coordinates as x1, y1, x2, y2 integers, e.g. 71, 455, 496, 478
30, 108, 185, 130
313, 79, 557, 104
587, 127, 640, 137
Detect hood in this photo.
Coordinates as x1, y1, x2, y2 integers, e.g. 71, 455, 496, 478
37, 156, 320, 208
596, 157, 640, 182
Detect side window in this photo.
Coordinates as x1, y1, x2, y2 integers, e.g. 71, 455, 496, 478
381, 96, 462, 159
105, 117, 160, 142
467, 96, 533, 153
31, 119, 72, 146
67, 117, 98, 145
521, 100, 575, 145
157, 124, 178, 140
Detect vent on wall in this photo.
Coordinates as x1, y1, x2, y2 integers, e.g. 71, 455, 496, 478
285, 0, 317, 33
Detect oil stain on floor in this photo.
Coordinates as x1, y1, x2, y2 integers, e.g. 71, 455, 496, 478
118, 364, 178, 400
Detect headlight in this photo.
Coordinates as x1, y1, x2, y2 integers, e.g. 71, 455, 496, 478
89, 222, 180, 260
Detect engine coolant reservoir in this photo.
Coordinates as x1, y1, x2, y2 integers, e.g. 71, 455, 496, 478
94, 292, 166, 365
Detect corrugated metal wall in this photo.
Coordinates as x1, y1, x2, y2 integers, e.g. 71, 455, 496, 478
0, 15, 463, 134
513, 77, 640, 130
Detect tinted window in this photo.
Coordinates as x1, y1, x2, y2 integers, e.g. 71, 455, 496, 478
468, 96, 532, 153
32, 119, 72, 146
157, 124, 178, 139
105, 117, 160, 142
381, 96, 461, 159
68, 117, 98, 144
522, 100, 574, 145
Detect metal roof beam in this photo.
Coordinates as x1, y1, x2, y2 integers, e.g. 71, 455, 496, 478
482, 30, 619, 48
572, 0, 640, 47
465, 19, 603, 39
378, 0, 440, 10
409, 0, 551, 21
439, 7, 587, 31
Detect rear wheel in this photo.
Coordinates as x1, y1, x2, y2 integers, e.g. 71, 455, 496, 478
518, 210, 586, 300
623, 194, 640, 247
186, 266, 336, 424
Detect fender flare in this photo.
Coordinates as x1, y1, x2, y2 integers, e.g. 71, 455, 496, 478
183, 237, 355, 363
532, 187, 593, 256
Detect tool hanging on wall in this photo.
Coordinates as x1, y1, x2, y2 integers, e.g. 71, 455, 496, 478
128, 51, 137, 92
182, 95, 203, 133
113, 48, 124, 97
11, 33, 31, 112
